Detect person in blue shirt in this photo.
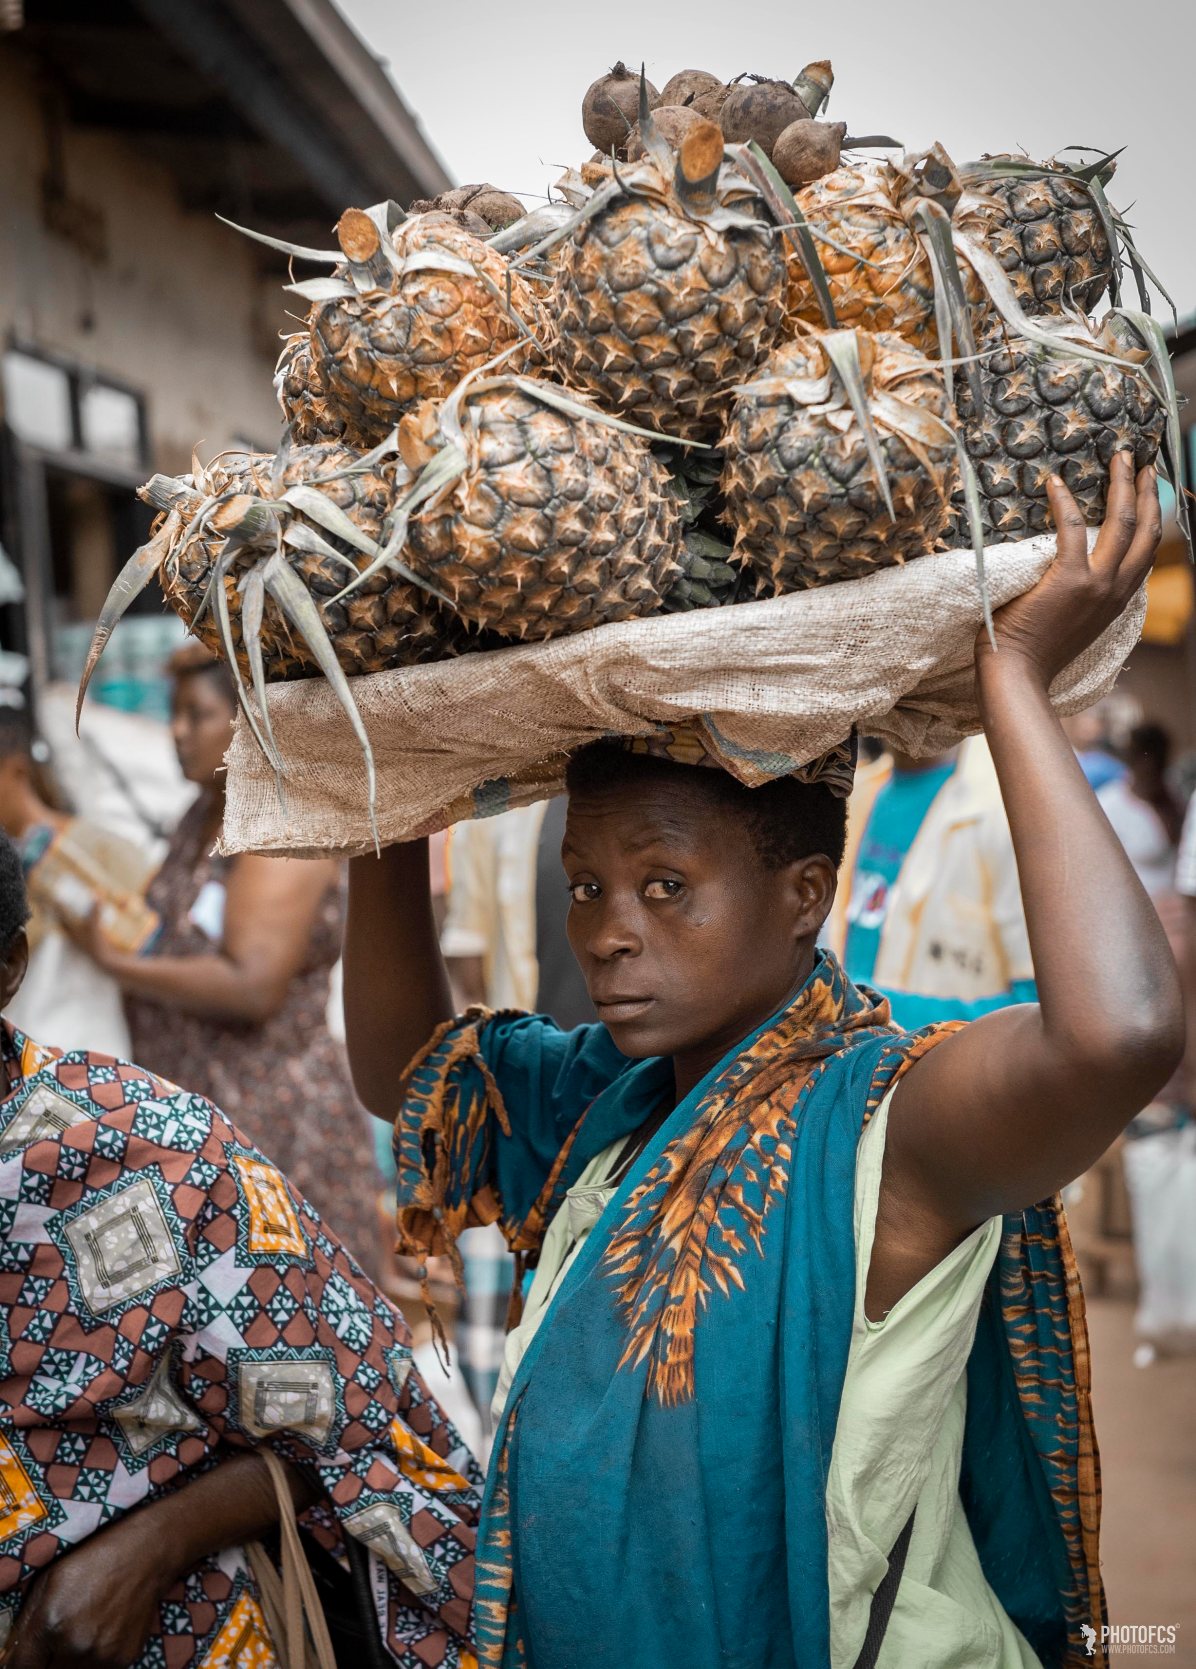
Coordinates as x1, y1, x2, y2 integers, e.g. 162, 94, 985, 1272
829, 739, 1038, 1029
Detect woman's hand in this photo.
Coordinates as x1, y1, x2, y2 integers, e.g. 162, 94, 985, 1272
3, 1516, 178, 1669
59, 905, 127, 976
976, 452, 1162, 686
2, 1451, 318, 1668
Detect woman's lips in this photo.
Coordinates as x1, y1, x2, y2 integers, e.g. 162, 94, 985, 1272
593, 996, 655, 1021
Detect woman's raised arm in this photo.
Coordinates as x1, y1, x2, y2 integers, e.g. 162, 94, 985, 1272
343, 840, 455, 1119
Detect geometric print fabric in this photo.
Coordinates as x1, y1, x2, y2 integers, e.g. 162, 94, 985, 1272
0, 1024, 481, 1667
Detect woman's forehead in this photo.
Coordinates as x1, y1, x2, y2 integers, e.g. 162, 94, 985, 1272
563, 778, 740, 855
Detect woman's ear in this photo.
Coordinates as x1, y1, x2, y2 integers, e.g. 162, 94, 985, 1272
786, 855, 838, 942
0, 928, 29, 1011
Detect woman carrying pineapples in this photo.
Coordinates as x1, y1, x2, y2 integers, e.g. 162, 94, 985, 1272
341, 455, 1180, 1669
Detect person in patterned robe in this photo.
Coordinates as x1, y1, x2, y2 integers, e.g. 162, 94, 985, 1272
0, 834, 480, 1668
343, 463, 1181, 1669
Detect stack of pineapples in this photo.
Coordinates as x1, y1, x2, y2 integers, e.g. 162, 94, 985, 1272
82, 59, 1184, 770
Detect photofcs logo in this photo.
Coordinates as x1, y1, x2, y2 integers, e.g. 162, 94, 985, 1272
1082, 1621, 1179, 1656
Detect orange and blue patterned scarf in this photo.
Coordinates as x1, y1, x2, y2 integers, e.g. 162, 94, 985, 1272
395, 951, 1104, 1668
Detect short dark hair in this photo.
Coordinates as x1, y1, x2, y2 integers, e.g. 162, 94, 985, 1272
0, 711, 33, 763
0, 832, 30, 957
565, 740, 848, 870
1129, 722, 1170, 770
167, 641, 237, 707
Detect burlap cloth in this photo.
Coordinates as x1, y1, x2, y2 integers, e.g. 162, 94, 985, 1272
220, 532, 1144, 858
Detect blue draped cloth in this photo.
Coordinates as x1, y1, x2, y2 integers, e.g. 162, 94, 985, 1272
394, 951, 1105, 1669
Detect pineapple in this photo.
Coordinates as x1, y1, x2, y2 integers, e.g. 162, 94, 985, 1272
147, 446, 456, 680
390, 378, 684, 640
956, 157, 1114, 316
791, 149, 1003, 353
722, 324, 957, 589
951, 315, 1165, 542
274, 333, 354, 446
308, 208, 550, 445
549, 114, 789, 440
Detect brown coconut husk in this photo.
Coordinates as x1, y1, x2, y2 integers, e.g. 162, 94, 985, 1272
719, 61, 835, 157
582, 61, 660, 154
409, 182, 526, 233
659, 68, 724, 107
773, 119, 847, 186
719, 76, 809, 156
627, 103, 705, 160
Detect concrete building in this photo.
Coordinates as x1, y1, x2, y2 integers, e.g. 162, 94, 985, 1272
0, 0, 450, 712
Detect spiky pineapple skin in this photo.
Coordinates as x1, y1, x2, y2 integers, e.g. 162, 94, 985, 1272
160, 445, 458, 678
309, 213, 548, 443
788, 163, 987, 351
274, 333, 357, 446
952, 333, 1164, 541
957, 168, 1112, 315
722, 331, 956, 589
405, 387, 684, 640
549, 189, 788, 441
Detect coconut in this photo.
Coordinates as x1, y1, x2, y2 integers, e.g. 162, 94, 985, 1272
719, 61, 835, 157
627, 103, 705, 160
719, 76, 809, 156
772, 119, 846, 186
691, 83, 731, 121
409, 182, 526, 233
582, 61, 660, 154
659, 69, 725, 107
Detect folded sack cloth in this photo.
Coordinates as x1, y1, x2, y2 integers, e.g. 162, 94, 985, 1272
218, 531, 1144, 859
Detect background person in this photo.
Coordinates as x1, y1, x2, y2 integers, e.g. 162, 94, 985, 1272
0, 714, 143, 1057
0, 830, 480, 1668
1097, 721, 1184, 901
69, 643, 383, 1277
827, 735, 1036, 1027
442, 797, 595, 1026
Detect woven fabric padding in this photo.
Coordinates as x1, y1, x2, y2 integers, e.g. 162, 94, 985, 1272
219, 533, 1145, 858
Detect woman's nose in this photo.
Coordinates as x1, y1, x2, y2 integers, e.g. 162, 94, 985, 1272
584, 902, 642, 961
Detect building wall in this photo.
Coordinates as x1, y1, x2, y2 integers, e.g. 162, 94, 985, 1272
0, 48, 288, 473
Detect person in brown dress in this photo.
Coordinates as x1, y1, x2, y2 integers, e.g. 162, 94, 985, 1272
70, 643, 384, 1277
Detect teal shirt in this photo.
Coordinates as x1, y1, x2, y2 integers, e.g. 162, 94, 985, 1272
844, 763, 1036, 1028
844, 762, 955, 985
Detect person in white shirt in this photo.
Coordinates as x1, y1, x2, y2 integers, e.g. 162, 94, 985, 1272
0, 715, 134, 1057
1097, 722, 1183, 901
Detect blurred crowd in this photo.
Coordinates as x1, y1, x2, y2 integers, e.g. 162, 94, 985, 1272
3, 664, 1195, 1451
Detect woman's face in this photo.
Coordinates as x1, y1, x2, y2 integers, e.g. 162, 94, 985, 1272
170, 671, 236, 786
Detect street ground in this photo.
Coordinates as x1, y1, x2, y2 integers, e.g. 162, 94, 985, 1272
1085, 1293, 1196, 1666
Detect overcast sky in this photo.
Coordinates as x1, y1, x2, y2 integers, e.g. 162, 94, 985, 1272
339, 0, 1194, 320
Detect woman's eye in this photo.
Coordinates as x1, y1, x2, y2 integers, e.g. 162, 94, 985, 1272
644, 879, 684, 900
569, 881, 601, 904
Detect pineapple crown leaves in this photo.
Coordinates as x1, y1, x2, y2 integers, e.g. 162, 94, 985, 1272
487, 201, 577, 259
258, 549, 381, 851
76, 506, 183, 731
215, 199, 406, 269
